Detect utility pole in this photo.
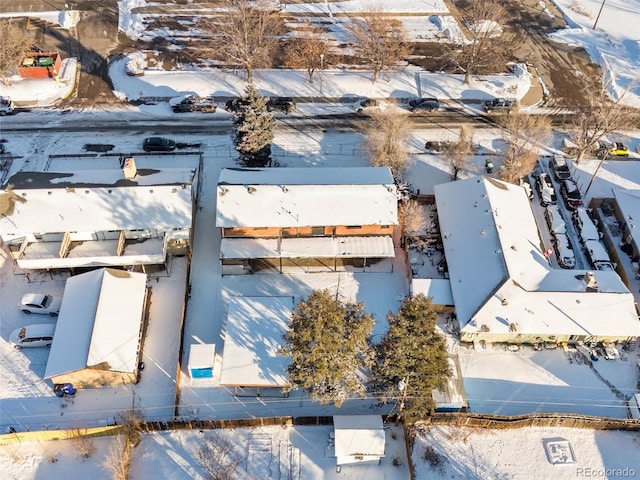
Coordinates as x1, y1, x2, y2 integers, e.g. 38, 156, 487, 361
320, 54, 324, 96
396, 376, 409, 426
593, 0, 607, 30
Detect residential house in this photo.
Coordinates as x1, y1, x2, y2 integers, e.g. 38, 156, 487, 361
216, 167, 398, 274
0, 160, 197, 270
434, 177, 640, 345
44, 268, 148, 387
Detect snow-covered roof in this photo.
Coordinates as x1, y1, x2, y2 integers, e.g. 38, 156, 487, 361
435, 177, 640, 337
219, 296, 293, 387
410, 278, 454, 305
216, 167, 398, 228
0, 176, 194, 236
220, 236, 395, 259
333, 415, 385, 458
613, 189, 640, 249
44, 268, 147, 379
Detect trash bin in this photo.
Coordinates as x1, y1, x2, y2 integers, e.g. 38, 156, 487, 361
485, 159, 494, 173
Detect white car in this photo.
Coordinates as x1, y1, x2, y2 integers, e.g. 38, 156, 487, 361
19, 293, 62, 316
353, 97, 387, 113
9, 324, 56, 349
544, 205, 566, 235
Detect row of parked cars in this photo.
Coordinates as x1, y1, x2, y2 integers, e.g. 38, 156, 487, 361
536, 155, 615, 271
9, 293, 62, 349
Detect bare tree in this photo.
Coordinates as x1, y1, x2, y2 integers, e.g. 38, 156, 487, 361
347, 10, 411, 83
0, 22, 29, 86
445, 0, 510, 84
363, 105, 412, 178
498, 112, 551, 184
198, 0, 283, 83
101, 435, 131, 480
195, 434, 244, 480
398, 200, 427, 239
67, 427, 96, 459
567, 87, 638, 163
442, 125, 475, 180
284, 22, 327, 84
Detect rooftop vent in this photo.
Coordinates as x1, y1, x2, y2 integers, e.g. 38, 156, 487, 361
584, 271, 598, 291
247, 186, 256, 194
123, 157, 137, 179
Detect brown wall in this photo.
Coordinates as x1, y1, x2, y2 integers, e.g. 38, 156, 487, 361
223, 225, 394, 238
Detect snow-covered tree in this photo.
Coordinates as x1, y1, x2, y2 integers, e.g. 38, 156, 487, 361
371, 294, 451, 423
281, 289, 374, 406
232, 83, 275, 167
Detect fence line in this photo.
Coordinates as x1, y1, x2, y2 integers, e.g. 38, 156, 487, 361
2, 412, 638, 447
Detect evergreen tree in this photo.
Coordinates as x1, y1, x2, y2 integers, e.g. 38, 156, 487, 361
281, 289, 374, 406
371, 294, 451, 423
232, 84, 275, 167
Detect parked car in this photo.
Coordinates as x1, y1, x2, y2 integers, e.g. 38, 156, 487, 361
9, 324, 56, 349
550, 154, 571, 181
0, 96, 15, 115
172, 95, 217, 113
408, 97, 439, 113
560, 179, 583, 210
142, 137, 176, 152
584, 239, 612, 269
553, 233, 575, 269
19, 293, 61, 315
225, 98, 251, 113
266, 97, 296, 113
572, 207, 601, 244
353, 97, 386, 113
535, 173, 557, 206
608, 142, 630, 157
483, 97, 517, 113
544, 205, 566, 235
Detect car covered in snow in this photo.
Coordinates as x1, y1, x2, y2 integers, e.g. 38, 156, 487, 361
19, 293, 62, 315
9, 324, 56, 349
550, 154, 571, 181
544, 204, 566, 235
535, 173, 556, 206
552, 233, 575, 269
0, 96, 15, 115
560, 179, 583, 210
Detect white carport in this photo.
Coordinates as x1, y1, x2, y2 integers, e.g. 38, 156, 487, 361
333, 415, 386, 467
219, 296, 293, 393
44, 268, 148, 387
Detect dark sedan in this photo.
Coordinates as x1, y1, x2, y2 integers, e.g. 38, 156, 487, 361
143, 137, 176, 152
408, 97, 439, 112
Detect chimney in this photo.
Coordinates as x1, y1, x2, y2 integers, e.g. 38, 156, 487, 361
584, 271, 598, 291
123, 157, 137, 179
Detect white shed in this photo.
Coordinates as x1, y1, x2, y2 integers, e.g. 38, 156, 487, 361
333, 415, 385, 466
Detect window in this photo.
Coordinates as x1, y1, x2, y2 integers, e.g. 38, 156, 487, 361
311, 226, 324, 236
346, 226, 361, 230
